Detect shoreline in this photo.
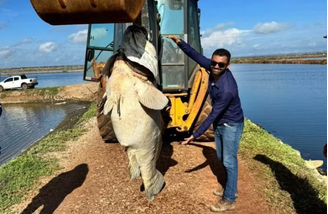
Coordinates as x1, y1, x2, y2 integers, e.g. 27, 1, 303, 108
0, 52, 326, 75
1, 104, 326, 213
0, 82, 98, 104
0, 101, 91, 168
231, 59, 327, 64
1, 83, 326, 172
2, 98, 326, 174
0, 69, 83, 76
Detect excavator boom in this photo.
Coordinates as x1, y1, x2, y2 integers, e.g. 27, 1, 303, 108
30, 0, 146, 25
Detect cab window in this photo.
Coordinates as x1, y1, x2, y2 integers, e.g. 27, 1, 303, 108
4, 78, 13, 83
84, 24, 115, 81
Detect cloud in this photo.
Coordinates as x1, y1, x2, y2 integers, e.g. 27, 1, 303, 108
0, 47, 14, 58
198, 20, 326, 58
39, 42, 56, 53
201, 28, 251, 49
22, 38, 32, 43
68, 29, 88, 43
91, 27, 109, 39
10, 38, 33, 48
252, 44, 261, 49
201, 22, 235, 37
68, 27, 108, 44
253, 21, 291, 34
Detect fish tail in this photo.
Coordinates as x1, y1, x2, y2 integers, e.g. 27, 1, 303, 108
145, 170, 165, 201
134, 148, 165, 201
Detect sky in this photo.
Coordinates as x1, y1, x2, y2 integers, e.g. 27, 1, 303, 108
0, 0, 326, 69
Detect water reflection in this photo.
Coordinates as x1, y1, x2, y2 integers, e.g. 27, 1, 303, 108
0, 103, 86, 166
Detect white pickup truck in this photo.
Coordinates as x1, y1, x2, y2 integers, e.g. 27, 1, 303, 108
0, 74, 38, 92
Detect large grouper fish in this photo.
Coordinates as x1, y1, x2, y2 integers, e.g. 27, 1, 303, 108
102, 25, 168, 201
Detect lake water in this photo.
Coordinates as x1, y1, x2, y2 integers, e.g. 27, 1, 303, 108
0, 102, 87, 166
0, 66, 326, 169
0, 72, 86, 166
0, 72, 85, 87
231, 64, 327, 168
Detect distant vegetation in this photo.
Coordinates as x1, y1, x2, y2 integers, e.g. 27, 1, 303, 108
0, 65, 83, 74
0, 52, 326, 75
231, 52, 327, 65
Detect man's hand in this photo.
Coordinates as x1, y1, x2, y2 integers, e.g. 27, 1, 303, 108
166, 35, 181, 44
181, 135, 194, 145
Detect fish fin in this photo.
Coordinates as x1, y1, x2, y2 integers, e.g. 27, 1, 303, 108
103, 76, 114, 115
127, 148, 141, 180
103, 98, 114, 115
136, 81, 168, 110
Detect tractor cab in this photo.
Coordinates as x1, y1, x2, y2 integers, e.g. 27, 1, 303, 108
83, 0, 202, 92
30, 0, 212, 138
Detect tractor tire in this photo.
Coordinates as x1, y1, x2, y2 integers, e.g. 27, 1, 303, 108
193, 96, 215, 142
96, 81, 118, 143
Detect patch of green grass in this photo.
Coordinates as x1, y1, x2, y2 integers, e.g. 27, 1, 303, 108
0, 155, 56, 210
0, 104, 95, 212
29, 128, 84, 155
25, 87, 59, 97
36, 87, 59, 96
240, 119, 327, 214
1, 90, 13, 97
78, 102, 96, 122
46, 87, 59, 95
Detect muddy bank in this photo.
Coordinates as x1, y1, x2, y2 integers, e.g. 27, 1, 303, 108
49, 102, 91, 134
0, 82, 99, 104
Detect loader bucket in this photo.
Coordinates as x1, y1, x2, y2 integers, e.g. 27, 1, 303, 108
30, 0, 146, 25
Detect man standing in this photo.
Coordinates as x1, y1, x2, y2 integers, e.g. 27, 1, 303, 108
167, 35, 244, 212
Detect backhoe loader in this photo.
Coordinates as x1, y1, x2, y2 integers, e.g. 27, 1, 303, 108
30, 0, 214, 142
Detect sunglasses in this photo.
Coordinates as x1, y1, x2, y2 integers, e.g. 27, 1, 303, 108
210, 61, 227, 68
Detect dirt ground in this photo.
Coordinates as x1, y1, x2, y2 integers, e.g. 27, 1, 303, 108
0, 82, 99, 104
4, 83, 273, 214
8, 118, 273, 214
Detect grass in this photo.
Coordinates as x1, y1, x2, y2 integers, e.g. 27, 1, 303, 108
239, 119, 327, 214
231, 52, 327, 65
0, 155, 56, 210
0, 102, 96, 212
27, 87, 59, 96
231, 58, 327, 65
78, 103, 96, 122
0, 87, 60, 101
